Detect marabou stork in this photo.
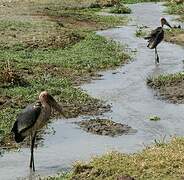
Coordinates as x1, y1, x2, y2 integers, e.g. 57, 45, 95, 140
11, 91, 63, 171
145, 17, 172, 64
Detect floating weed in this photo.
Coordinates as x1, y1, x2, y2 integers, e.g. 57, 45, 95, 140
149, 115, 161, 121
135, 26, 148, 38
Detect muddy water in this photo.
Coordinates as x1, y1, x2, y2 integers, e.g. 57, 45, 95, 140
1, 2, 184, 180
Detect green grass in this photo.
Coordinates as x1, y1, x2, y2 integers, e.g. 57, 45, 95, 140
32, 2, 128, 30
0, 33, 129, 72
110, 4, 131, 14
165, 1, 184, 22
147, 72, 184, 88
0, 32, 129, 141
147, 72, 184, 103
0, 0, 130, 144
121, 0, 161, 4
45, 137, 184, 180
0, 20, 33, 31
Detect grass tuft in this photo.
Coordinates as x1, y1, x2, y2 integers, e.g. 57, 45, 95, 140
121, 0, 161, 4
147, 72, 184, 103
135, 26, 148, 38
110, 4, 131, 14
165, 1, 184, 22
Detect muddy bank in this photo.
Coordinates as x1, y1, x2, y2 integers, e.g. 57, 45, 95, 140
75, 118, 136, 137
165, 29, 184, 46
147, 72, 184, 104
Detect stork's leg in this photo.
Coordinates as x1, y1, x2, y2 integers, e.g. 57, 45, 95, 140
154, 48, 157, 64
29, 135, 32, 168
30, 133, 36, 171
155, 47, 159, 64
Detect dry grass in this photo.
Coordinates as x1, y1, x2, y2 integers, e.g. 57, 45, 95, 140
71, 138, 184, 180
0, 61, 28, 87
45, 138, 184, 179
0, 0, 127, 50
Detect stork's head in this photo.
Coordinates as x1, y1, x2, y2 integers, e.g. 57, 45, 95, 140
160, 17, 172, 28
39, 91, 63, 113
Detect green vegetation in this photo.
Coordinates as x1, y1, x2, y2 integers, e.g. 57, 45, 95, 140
135, 26, 148, 37
121, 0, 161, 4
89, 0, 121, 8
147, 72, 184, 89
147, 72, 184, 103
45, 137, 184, 180
0, 0, 130, 145
110, 4, 131, 14
165, 0, 184, 22
38, 6, 128, 30
149, 115, 161, 121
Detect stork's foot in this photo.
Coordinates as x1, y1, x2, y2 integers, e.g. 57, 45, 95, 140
30, 163, 35, 172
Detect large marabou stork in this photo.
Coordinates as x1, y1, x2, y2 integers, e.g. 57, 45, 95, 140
11, 91, 63, 171
145, 17, 172, 64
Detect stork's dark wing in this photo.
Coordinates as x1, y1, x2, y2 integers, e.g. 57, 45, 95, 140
12, 102, 41, 134
144, 27, 162, 39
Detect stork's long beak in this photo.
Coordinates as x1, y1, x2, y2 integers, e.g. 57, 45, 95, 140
165, 21, 172, 29
48, 95, 63, 114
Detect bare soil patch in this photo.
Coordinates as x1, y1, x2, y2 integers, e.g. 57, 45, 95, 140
75, 118, 136, 137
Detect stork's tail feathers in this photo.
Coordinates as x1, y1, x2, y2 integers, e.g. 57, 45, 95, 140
11, 121, 25, 143
144, 36, 154, 49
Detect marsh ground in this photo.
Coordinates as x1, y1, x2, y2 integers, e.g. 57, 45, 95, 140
0, 0, 130, 146
1, 0, 184, 180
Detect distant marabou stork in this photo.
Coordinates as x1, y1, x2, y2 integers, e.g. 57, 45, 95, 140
11, 91, 63, 171
145, 17, 172, 64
